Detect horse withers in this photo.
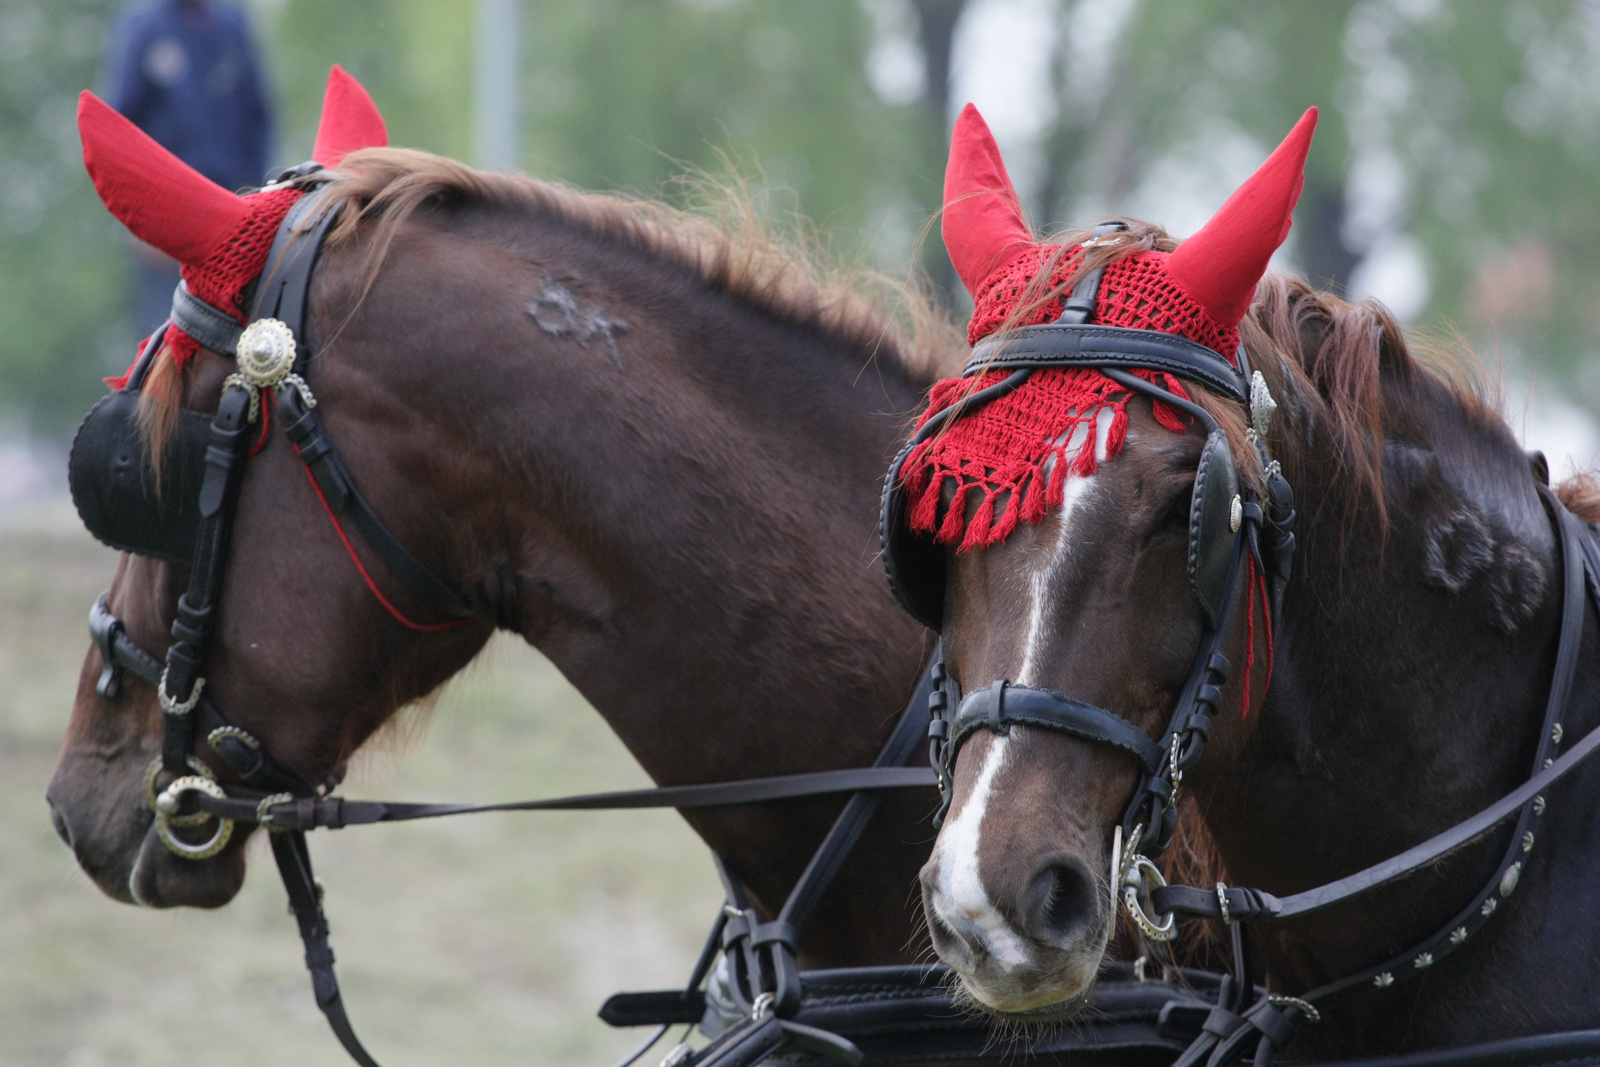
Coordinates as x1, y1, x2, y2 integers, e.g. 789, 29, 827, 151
883, 105, 1600, 1058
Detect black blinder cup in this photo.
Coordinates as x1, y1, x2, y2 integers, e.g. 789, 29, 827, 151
1187, 429, 1241, 630
68, 390, 212, 567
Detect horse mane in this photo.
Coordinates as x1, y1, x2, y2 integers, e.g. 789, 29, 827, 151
1161, 274, 1600, 966
135, 146, 964, 456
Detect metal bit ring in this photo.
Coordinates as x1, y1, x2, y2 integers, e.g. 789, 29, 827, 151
1121, 854, 1176, 942
153, 776, 234, 860
144, 756, 218, 827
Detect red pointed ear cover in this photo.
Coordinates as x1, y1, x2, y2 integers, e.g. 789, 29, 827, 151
312, 65, 388, 168
79, 92, 250, 264
1167, 107, 1316, 327
80, 92, 307, 385
901, 111, 1315, 552
942, 104, 1036, 296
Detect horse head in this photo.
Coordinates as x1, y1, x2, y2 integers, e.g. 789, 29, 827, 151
46, 68, 503, 908
884, 104, 1316, 1015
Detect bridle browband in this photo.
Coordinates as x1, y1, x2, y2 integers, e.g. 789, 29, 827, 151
879, 223, 1600, 1064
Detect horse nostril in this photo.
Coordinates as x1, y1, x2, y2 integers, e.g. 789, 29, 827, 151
1025, 853, 1097, 945
48, 800, 74, 850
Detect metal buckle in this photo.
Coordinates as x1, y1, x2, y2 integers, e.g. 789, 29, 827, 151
153, 775, 234, 860
157, 667, 204, 716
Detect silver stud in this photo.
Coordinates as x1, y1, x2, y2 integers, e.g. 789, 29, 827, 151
1413, 952, 1433, 969
1449, 926, 1468, 945
1481, 897, 1498, 917
1230, 495, 1243, 532
1374, 972, 1394, 988
1500, 862, 1521, 898
1533, 795, 1546, 816
1552, 723, 1564, 745
1522, 831, 1535, 853
1544, 758, 1554, 769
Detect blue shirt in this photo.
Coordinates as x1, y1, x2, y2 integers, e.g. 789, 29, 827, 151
101, 0, 272, 192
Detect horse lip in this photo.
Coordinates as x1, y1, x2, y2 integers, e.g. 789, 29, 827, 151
128, 820, 164, 908
979, 981, 1096, 1023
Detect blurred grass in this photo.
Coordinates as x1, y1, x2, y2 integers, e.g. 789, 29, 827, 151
0, 500, 722, 1067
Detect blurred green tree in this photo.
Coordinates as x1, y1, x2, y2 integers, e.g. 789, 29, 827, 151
0, 0, 946, 437
0, 0, 128, 436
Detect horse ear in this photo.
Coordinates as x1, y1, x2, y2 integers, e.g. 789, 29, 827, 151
77, 91, 249, 265
943, 103, 1035, 297
312, 65, 388, 167
1167, 107, 1318, 327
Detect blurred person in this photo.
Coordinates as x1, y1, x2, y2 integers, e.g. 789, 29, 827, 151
99, 0, 273, 336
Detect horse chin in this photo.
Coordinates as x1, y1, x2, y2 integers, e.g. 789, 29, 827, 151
46, 759, 247, 909
127, 822, 248, 909
953, 945, 1106, 1020
953, 966, 1107, 1023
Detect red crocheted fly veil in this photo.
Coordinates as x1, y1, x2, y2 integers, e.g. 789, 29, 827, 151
903, 105, 1316, 551
80, 65, 388, 388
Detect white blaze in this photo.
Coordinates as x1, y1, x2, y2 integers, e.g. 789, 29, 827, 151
928, 406, 1117, 965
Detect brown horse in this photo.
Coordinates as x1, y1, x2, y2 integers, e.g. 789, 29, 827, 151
46, 144, 954, 974
910, 256, 1600, 1058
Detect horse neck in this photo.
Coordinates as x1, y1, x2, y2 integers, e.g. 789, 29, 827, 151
326, 212, 936, 956
1198, 359, 1600, 1043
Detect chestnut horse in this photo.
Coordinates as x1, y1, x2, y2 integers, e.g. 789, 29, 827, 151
908, 263, 1600, 1058
46, 146, 950, 968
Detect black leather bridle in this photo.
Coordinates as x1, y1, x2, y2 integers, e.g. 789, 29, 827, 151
878, 227, 1600, 1064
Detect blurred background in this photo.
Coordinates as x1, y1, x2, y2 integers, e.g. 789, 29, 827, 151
7, 0, 1600, 1063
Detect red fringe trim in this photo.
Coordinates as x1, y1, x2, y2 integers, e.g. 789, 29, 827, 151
904, 366, 1192, 551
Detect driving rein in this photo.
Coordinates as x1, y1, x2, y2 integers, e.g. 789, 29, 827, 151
878, 226, 1600, 1065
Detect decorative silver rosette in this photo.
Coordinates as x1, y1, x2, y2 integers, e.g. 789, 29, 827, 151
1250, 370, 1277, 439
236, 318, 297, 388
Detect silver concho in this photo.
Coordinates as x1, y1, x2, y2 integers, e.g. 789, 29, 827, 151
236, 318, 297, 387
1250, 370, 1277, 439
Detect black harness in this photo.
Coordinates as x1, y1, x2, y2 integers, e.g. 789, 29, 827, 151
878, 227, 1600, 1064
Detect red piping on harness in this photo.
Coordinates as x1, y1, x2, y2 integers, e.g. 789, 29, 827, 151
295, 452, 468, 633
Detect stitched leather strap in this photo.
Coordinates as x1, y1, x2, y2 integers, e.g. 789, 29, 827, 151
965, 324, 1249, 401
171, 280, 245, 355
947, 681, 1166, 776
197, 766, 939, 829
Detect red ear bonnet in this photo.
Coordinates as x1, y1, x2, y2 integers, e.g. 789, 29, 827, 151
902, 107, 1317, 553
312, 65, 388, 168
942, 104, 1036, 296
78, 91, 250, 265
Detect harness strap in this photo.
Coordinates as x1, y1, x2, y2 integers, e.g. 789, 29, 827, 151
271, 830, 382, 1067
171, 280, 244, 355
966, 324, 1249, 402
946, 680, 1165, 776
196, 765, 939, 828
280, 387, 475, 624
